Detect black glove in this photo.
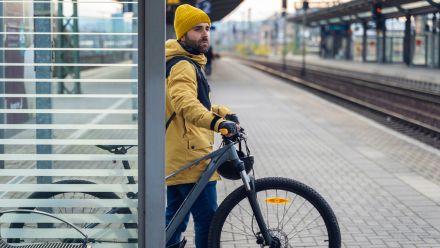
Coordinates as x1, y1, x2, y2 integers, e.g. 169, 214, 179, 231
225, 114, 239, 124
218, 121, 238, 135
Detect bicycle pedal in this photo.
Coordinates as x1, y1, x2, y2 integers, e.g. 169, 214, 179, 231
166, 237, 187, 248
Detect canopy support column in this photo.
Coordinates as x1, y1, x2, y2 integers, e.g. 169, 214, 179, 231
382, 20, 387, 63
346, 23, 351, 60
404, 14, 412, 66
138, 0, 166, 247
362, 22, 367, 62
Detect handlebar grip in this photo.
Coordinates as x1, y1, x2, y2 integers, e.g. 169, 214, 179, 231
220, 129, 228, 135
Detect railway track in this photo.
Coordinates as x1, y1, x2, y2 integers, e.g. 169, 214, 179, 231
235, 57, 440, 150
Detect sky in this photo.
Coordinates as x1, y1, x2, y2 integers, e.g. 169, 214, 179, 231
221, 0, 301, 22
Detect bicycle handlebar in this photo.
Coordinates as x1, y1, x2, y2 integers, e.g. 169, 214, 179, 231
220, 129, 229, 135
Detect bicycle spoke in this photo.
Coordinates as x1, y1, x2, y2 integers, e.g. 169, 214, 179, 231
265, 190, 269, 229
221, 230, 254, 237
220, 238, 254, 242
224, 220, 254, 238
288, 218, 323, 241
293, 233, 328, 239
280, 198, 306, 230
237, 202, 253, 218
278, 190, 289, 230
276, 189, 279, 230
286, 206, 316, 237
279, 193, 298, 231
229, 211, 253, 234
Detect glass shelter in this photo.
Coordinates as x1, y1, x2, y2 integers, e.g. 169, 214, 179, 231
0, 1, 139, 247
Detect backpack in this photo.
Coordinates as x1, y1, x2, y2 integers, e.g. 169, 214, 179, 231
165, 56, 210, 131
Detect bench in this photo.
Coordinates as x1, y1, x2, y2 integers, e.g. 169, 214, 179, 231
0, 210, 91, 248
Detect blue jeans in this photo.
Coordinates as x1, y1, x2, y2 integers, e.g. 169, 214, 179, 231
165, 181, 217, 248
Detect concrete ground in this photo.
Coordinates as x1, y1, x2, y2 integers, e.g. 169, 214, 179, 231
183, 57, 440, 247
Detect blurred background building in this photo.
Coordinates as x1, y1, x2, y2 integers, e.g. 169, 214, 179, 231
212, 0, 440, 69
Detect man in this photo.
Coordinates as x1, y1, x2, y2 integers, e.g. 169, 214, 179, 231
165, 4, 240, 248
204, 46, 214, 76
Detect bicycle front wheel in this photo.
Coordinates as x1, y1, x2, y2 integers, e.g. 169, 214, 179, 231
208, 177, 341, 248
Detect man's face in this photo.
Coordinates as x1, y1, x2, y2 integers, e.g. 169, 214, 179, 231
180, 22, 210, 54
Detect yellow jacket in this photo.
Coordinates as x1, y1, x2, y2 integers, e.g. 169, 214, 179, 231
165, 39, 233, 186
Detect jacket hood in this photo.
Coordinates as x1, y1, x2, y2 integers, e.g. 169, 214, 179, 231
166, 39, 207, 66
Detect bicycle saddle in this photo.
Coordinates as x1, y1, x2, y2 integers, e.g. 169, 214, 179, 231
95, 145, 136, 152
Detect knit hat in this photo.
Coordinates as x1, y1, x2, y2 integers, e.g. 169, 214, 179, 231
174, 4, 211, 40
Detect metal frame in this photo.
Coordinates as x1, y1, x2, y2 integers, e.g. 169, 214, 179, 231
0, 1, 4, 169
56, 0, 81, 94
138, 0, 166, 247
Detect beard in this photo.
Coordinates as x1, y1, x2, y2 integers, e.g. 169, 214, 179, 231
183, 35, 209, 54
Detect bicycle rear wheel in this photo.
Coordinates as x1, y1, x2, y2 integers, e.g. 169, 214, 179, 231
7, 180, 137, 245
208, 177, 341, 248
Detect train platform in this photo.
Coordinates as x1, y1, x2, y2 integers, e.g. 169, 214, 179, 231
248, 54, 440, 94
181, 57, 440, 247
1, 57, 439, 247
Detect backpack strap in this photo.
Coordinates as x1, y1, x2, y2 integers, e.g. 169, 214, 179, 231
165, 56, 201, 132
166, 112, 176, 131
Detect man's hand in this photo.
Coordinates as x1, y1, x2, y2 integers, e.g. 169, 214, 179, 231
218, 121, 238, 137
225, 114, 239, 124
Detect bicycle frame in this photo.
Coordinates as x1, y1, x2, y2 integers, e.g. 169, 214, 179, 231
99, 135, 276, 246
165, 139, 239, 242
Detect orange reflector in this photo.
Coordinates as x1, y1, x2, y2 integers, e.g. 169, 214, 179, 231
265, 198, 289, 204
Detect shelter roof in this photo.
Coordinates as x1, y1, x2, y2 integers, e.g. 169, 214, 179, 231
289, 0, 440, 26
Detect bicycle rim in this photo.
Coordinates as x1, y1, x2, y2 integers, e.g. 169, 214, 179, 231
209, 177, 341, 248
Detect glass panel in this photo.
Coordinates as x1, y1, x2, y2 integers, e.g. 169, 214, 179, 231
0, 1, 138, 247
392, 37, 404, 63
366, 36, 377, 61
377, 37, 383, 62
413, 35, 426, 65
334, 35, 346, 60
324, 35, 333, 58
353, 36, 363, 62
427, 34, 433, 67
435, 35, 439, 68
385, 37, 392, 62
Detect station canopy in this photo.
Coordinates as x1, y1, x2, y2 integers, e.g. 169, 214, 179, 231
289, 0, 440, 26
166, 0, 243, 24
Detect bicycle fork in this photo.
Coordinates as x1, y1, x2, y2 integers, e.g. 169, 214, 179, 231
236, 162, 279, 248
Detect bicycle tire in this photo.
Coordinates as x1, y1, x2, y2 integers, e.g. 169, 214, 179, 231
7, 179, 137, 244
208, 177, 341, 248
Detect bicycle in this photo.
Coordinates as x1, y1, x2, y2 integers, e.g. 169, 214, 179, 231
8, 127, 341, 248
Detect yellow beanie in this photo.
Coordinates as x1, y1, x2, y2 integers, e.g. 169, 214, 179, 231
174, 4, 211, 40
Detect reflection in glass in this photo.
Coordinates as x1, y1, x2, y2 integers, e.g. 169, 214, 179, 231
413, 35, 426, 65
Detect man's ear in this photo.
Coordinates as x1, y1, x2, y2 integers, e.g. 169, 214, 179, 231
180, 33, 187, 43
